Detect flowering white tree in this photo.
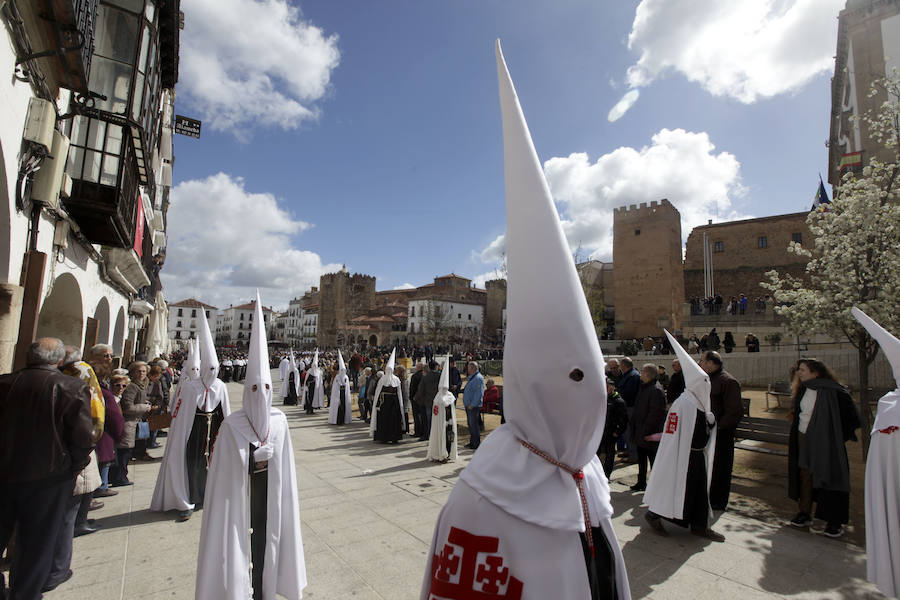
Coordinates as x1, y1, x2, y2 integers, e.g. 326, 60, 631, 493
764, 77, 900, 457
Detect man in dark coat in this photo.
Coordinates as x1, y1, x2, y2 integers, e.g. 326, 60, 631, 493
666, 359, 685, 405
598, 380, 627, 477
448, 358, 462, 404
629, 364, 668, 491
617, 357, 641, 460
409, 362, 425, 438
699, 351, 743, 510
414, 361, 441, 440
0, 338, 94, 598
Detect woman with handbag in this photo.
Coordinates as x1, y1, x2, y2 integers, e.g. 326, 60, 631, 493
112, 362, 152, 486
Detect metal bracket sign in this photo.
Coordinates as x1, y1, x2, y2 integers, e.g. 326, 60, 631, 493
174, 115, 201, 138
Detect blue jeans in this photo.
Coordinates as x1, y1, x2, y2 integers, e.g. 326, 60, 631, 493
99, 461, 112, 490
466, 407, 481, 448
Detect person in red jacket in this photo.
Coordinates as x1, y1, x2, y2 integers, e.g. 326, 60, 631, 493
482, 378, 501, 414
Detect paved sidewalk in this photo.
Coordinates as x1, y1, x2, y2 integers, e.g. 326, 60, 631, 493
45, 375, 885, 599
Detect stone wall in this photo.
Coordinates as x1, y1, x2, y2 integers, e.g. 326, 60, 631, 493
484, 279, 507, 339
683, 212, 811, 300
613, 199, 684, 339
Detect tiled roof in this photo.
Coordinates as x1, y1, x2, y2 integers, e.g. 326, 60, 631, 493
170, 298, 218, 309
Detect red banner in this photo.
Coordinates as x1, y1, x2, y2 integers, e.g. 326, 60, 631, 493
134, 194, 144, 258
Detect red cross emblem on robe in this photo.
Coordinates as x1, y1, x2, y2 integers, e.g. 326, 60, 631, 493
428, 526, 523, 599
665, 412, 678, 434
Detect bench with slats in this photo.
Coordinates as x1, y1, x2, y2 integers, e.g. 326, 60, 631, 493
734, 415, 790, 456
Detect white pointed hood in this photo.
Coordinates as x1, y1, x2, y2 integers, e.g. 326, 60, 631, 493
494, 41, 606, 469
184, 337, 200, 380
383, 348, 395, 380
664, 329, 710, 413
312, 349, 320, 376
243, 291, 272, 446
197, 308, 219, 387
289, 350, 298, 374
435, 357, 455, 408
337, 350, 346, 374
853, 307, 900, 388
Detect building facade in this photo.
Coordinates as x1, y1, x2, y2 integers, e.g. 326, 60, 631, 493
0, 0, 181, 370
683, 212, 812, 302
168, 298, 216, 345
612, 199, 685, 339
216, 300, 273, 348
828, 0, 900, 186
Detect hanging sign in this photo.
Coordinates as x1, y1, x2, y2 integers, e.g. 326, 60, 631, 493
174, 115, 201, 138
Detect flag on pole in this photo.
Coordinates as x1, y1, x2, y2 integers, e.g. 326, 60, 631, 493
811, 175, 831, 212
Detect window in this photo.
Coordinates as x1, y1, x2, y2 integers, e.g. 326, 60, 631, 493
410, 306, 415, 317
714, 241, 724, 253
176, 320, 181, 327
239, 323, 243, 329
191, 309, 196, 317
174, 331, 181, 339
240, 313, 244, 320
757, 236, 768, 249
205, 310, 210, 318
634, 229, 641, 236
177, 308, 182, 316
791, 232, 802, 244
249, 313, 253, 321
458, 314, 462, 319
468, 314, 472, 320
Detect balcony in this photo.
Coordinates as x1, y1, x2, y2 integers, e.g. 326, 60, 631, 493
15, 0, 98, 96
63, 121, 139, 247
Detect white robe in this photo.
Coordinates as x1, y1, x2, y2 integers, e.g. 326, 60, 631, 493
369, 374, 403, 437
278, 358, 290, 382
151, 378, 231, 512
866, 389, 900, 598
301, 369, 325, 409
328, 374, 352, 424
643, 392, 715, 521
420, 469, 629, 599
426, 391, 458, 462
195, 408, 306, 600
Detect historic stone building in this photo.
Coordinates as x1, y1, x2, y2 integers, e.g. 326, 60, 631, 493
484, 279, 507, 342
316, 266, 374, 347
683, 212, 812, 301
168, 299, 217, 345
828, 0, 900, 186
612, 199, 685, 339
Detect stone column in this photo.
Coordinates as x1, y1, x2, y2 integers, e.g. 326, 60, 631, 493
0, 284, 24, 373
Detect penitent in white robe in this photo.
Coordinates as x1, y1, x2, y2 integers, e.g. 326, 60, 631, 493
195, 408, 306, 600
866, 390, 900, 598
426, 391, 458, 463
151, 378, 231, 512
328, 374, 352, 424
369, 373, 404, 437
643, 391, 715, 521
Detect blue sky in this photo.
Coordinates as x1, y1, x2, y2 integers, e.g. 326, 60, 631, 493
162, 0, 844, 310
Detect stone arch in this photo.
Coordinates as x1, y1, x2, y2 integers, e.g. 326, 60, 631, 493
112, 307, 126, 355
368, 334, 377, 347
93, 297, 111, 344
35, 273, 84, 348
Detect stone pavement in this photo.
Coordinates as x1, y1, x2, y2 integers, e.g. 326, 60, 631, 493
45, 374, 885, 599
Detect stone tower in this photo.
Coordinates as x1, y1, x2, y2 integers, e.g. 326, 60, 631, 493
484, 279, 507, 341
612, 199, 684, 339
317, 267, 376, 347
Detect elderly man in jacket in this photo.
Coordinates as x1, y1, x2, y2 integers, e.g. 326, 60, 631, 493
699, 350, 743, 510
462, 362, 485, 450
0, 338, 93, 599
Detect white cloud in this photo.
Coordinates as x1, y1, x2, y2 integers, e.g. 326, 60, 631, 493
608, 89, 640, 122
470, 269, 504, 289
161, 173, 341, 310
477, 128, 748, 263
625, 0, 842, 103
393, 283, 415, 290
179, 0, 340, 134
478, 234, 506, 264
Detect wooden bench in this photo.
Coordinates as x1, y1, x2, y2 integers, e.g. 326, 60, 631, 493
734, 415, 790, 456
766, 381, 792, 410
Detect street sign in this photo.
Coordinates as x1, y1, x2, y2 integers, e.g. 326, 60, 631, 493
174, 115, 201, 138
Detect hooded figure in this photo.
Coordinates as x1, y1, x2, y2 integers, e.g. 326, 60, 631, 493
278, 354, 290, 383
152, 314, 230, 520
170, 338, 200, 415
853, 308, 900, 597
282, 351, 301, 406
196, 292, 306, 600
421, 42, 630, 600
643, 330, 721, 540
329, 351, 352, 425
426, 357, 458, 463
303, 350, 325, 414
370, 348, 405, 443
